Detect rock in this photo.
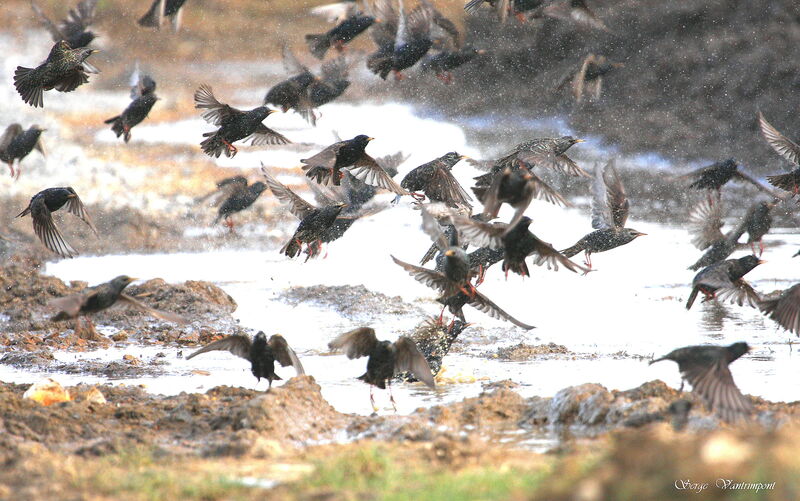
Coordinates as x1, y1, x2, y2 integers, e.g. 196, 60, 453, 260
23, 378, 71, 406
548, 384, 608, 425
0, 350, 54, 368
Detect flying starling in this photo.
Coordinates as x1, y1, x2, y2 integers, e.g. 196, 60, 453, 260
555, 53, 623, 102
186, 332, 305, 390
561, 161, 646, 268
678, 158, 772, 203
685, 255, 763, 310
139, 0, 190, 31
306, 13, 376, 59
534, 0, 609, 31
367, 0, 434, 80
0, 124, 46, 179
213, 180, 268, 231
16, 187, 97, 258
307, 57, 351, 108
686, 199, 747, 271
14, 40, 99, 108
302, 135, 407, 195
194, 84, 290, 158
489, 136, 589, 178
317, 151, 408, 209
421, 47, 485, 84
264, 46, 318, 124
453, 214, 589, 277
30, 0, 98, 49
104, 72, 158, 143
261, 166, 347, 260
759, 284, 800, 337
464, 0, 545, 23
328, 327, 434, 411
310, 0, 359, 24
757, 112, 800, 198
50, 275, 188, 340
743, 200, 776, 256
400, 152, 472, 206
650, 342, 753, 423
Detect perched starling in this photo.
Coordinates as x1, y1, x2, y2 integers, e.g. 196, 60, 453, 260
743, 200, 776, 256
686, 199, 747, 271
400, 152, 472, 206
186, 332, 305, 389
555, 53, 623, 102
306, 13, 376, 59
213, 180, 268, 231
328, 327, 434, 410
14, 40, 99, 108
16, 187, 97, 258
491, 136, 589, 177
759, 284, 800, 336
453, 214, 589, 277
685, 255, 763, 310
31, 0, 97, 49
561, 161, 645, 268
678, 159, 771, 202
139, 0, 190, 31
302, 135, 407, 195
757, 112, 800, 198
261, 166, 347, 260
367, 0, 434, 80
50, 275, 187, 340
535, 0, 609, 31
104, 73, 158, 143
650, 342, 753, 423
310, 0, 359, 23
194, 84, 290, 158
421, 47, 485, 84
264, 46, 318, 123
0, 124, 46, 179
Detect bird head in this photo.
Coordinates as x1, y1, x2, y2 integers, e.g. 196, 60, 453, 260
441, 151, 467, 166
729, 342, 750, 359
110, 275, 137, 292
625, 228, 647, 239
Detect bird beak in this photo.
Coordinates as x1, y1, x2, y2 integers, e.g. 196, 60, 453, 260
90, 49, 101, 54
367, 137, 375, 141
636, 232, 647, 237
127, 277, 139, 283
444, 250, 455, 257
268, 109, 278, 115
476, 49, 487, 55
459, 155, 471, 160
757, 260, 767, 265
66, 193, 77, 199
574, 139, 585, 143
374, 18, 383, 23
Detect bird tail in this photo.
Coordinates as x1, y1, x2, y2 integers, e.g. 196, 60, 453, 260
14, 66, 44, 108
305, 34, 331, 60
560, 242, 583, 258
685, 287, 700, 310
366, 54, 392, 80
464, 0, 485, 14
138, 0, 163, 28
502, 259, 529, 278
281, 238, 302, 258
766, 173, 799, 193
358, 373, 385, 389
104, 115, 129, 141
200, 134, 231, 158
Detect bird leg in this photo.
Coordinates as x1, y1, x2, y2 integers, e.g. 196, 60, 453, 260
14, 163, 21, 180
224, 216, 236, 233
7, 162, 14, 178
515, 11, 527, 23
474, 264, 486, 287
459, 282, 477, 298
388, 384, 397, 413
447, 316, 456, 330
759, 239, 765, 256
410, 192, 426, 201
221, 139, 238, 157
370, 386, 378, 412
394, 71, 405, 81
437, 305, 446, 326
583, 252, 593, 268
333, 39, 345, 53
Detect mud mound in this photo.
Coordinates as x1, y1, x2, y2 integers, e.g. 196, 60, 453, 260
494, 342, 571, 361
126, 278, 237, 316
280, 284, 425, 320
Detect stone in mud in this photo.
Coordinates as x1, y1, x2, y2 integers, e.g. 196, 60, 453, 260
0, 350, 54, 368
548, 384, 609, 425
280, 284, 423, 320
23, 378, 71, 406
494, 342, 571, 361
430, 388, 528, 427
126, 279, 237, 315
202, 429, 285, 458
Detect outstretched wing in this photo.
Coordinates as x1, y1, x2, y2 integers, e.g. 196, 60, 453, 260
346, 155, 409, 195
759, 284, 800, 336
468, 290, 535, 330
268, 334, 305, 375
194, 84, 243, 126
394, 336, 435, 388
758, 111, 800, 167
688, 199, 724, 250
118, 293, 189, 323
451, 214, 506, 249
186, 334, 252, 361
391, 255, 455, 295
680, 356, 753, 423
328, 327, 378, 359
30, 196, 78, 258
591, 160, 628, 230
261, 166, 317, 220
65, 188, 98, 235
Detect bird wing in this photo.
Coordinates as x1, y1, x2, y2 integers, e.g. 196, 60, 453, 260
30, 195, 78, 258
61, 0, 98, 38
346, 154, 409, 195
261, 166, 317, 219
518, 151, 590, 178
420, 204, 451, 251
572, 54, 594, 102
30, 1, 64, 40
301, 142, 342, 169
305, 177, 346, 206
421, 0, 460, 48
117, 293, 190, 323
688, 199, 724, 250
375, 151, 410, 178
328, 327, 378, 359
529, 236, 591, 274
468, 290, 535, 330
391, 255, 454, 294
248, 124, 292, 146
591, 160, 629, 230
268, 334, 305, 374
394, 336, 435, 388
310, 1, 357, 23
732, 170, 779, 197
680, 357, 753, 423
370, 0, 398, 48
695, 264, 737, 290
194, 84, 244, 126
320, 56, 350, 82
281, 44, 310, 76
759, 284, 800, 336
425, 167, 473, 207
450, 214, 506, 249
49, 292, 88, 319
132, 73, 157, 99
186, 334, 252, 361
714, 280, 761, 308
758, 111, 800, 167
0, 124, 24, 154
65, 189, 98, 235
525, 169, 570, 207
397, 0, 431, 47
569, 0, 609, 32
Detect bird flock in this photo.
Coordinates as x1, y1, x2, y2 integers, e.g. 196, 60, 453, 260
5, 0, 800, 418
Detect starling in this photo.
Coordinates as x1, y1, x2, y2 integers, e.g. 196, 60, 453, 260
264, 46, 318, 124
399, 318, 470, 377
759, 284, 800, 337
213, 180, 268, 231
400, 152, 472, 206
14, 40, 99, 108
421, 47, 485, 84
453, 214, 589, 277
474, 166, 568, 232
685, 255, 764, 310
310, 0, 359, 23
194, 84, 290, 158
492, 136, 589, 177
302, 135, 406, 195
561, 161, 645, 268
535, 0, 609, 31
464, 0, 545, 23
0, 124, 46, 179
650, 342, 753, 423
139, 0, 190, 31
104, 73, 158, 143
678, 158, 772, 203
743, 200, 776, 256
261, 166, 347, 260
30, 0, 98, 49
16, 187, 97, 258
757, 112, 800, 198
555, 53, 624, 102
186, 332, 305, 389
319, 151, 408, 209
367, 0, 434, 80
306, 13, 376, 59
686, 199, 747, 271
50, 275, 187, 340
328, 327, 434, 410
307, 57, 351, 108
196, 175, 248, 207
